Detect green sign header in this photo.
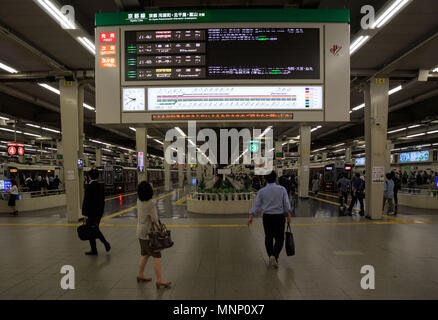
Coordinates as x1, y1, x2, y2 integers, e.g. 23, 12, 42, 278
95, 9, 350, 27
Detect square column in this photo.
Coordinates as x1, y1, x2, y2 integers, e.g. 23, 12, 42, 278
364, 78, 389, 220
59, 80, 81, 223
95, 148, 102, 167
164, 140, 171, 191
345, 147, 352, 163
178, 163, 184, 187
385, 140, 394, 173
298, 125, 311, 198
135, 128, 147, 183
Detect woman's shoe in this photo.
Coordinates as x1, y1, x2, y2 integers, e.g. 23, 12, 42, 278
155, 281, 171, 289
136, 276, 152, 283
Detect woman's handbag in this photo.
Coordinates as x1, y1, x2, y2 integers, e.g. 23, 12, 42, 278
148, 220, 174, 251
77, 221, 98, 241
285, 222, 295, 256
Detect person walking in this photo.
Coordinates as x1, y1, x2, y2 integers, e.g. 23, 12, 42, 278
279, 173, 292, 200
337, 173, 351, 208
248, 171, 292, 269
311, 175, 319, 196
136, 181, 171, 288
7, 179, 19, 216
383, 173, 395, 215
347, 172, 365, 216
82, 169, 111, 255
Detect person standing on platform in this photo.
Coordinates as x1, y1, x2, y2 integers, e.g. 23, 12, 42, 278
7, 179, 19, 216
337, 173, 351, 208
391, 171, 401, 215
82, 169, 111, 255
136, 181, 171, 288
311, 175, 319, 196
383, 173, 395, 215
279, 172, 292, 200
248, 171, 292, 269
347, 172, 365, 216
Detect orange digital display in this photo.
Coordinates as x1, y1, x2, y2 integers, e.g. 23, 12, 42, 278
100, 45, 116, 55
151, 113, 294, 121
100, 57, 117, 68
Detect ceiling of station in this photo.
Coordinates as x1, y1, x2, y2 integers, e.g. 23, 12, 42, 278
0, 0, 437, 161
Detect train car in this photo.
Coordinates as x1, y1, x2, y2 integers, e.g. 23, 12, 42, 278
0, 163, 62, 191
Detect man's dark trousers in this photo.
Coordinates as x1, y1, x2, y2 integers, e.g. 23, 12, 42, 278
262, 213, 286, 260
87, 217, 108, 252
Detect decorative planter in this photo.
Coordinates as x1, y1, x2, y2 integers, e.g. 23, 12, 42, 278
187, 192, 256, 214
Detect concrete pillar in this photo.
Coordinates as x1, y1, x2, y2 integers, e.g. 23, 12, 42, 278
120, 153, 125, 164
135, 128, 147, 183
322, 152, 327, 162
128, 153, 133, 164
164, 140, 171, 191
364, 78, 389, 220
77, 85, 85, 208
345, 147, 352, 163
59, 80, 81, 223
298, 125, 311, 198
196, 164, 202, 181
95, 148, 102, 167
185, 153, 191, 184
178, 162, 184, 187
18, 155, 25, 163
385, 140, 394, 174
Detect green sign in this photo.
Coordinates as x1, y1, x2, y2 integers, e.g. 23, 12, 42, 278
95, 9, 350, 27
57, 154, 63, 159
250, 144, 259, 153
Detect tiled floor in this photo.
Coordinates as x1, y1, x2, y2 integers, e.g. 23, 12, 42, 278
1, 186, 438, 300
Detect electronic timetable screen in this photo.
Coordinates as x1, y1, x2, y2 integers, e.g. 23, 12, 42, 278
124, 28, 320, 81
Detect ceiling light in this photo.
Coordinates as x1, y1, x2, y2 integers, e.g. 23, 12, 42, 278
406, 133, 425, 138
311, 125, 322, 133
312, 147, 327, 152
259, 126, 272, 138
42, 127, 60, 133
427, 130, 438, 134
388, 127, 406, 134
332, 143, 345, 148
388, 85, 402, 95
129, 127, 136, 132
372, 0, 411, 29
36, 0, 75, 29
352, 103, 365, 111
0, 116, 10, 120
38, 83, 60, 95
89, 139, 112, 146
154, 139, 163, 145
408, 124, 420, 129
415, 144, 431, 148
333, 148, 346, 153
83, 103, 95, 111
432, 67, 438, 73
26, 123, 41, 128
0, 127, 17, 133
23, 132, 41, 137
77, 37, 95, 55
175, 127, 186, 137
0, 62, 18, 74
350, 35, 370, 55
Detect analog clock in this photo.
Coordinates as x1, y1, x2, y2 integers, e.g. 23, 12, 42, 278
122, 87, 145, 111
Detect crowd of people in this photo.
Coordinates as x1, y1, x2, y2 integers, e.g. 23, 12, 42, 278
22, 174, 61, 192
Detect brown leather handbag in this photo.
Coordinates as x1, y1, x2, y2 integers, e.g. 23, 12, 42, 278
148, 220, 174, 251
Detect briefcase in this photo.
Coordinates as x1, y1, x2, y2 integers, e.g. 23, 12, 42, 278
285, 222, 295, 256
77, 222, 97, 241
148, 221, 174, 251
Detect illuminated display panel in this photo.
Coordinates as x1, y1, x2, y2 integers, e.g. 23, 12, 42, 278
355, 158, 365, 166
124, 28, 320, 81
151, 112, 294, 121
399, 151, 429, 163
147, 86, 322, 111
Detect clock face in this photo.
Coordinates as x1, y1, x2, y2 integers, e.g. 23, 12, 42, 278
122, 87, 145, 111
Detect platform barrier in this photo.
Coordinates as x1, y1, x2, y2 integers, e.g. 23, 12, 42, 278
398, 188, 438, 210
187, 192, 256, 214
0, 190, 66, 213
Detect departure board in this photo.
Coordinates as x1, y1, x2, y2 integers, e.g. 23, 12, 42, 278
124, 28, 320, 81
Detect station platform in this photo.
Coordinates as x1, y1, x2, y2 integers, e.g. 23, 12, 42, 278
1, 186, 438, 300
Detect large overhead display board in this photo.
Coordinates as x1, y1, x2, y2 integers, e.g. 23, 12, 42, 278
95, 9, 350, 124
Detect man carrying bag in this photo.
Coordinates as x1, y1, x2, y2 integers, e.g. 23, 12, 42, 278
81, 169, 111, 255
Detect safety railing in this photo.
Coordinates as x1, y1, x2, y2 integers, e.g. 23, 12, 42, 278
191, 192, 256, 201
399, 187, 438, 197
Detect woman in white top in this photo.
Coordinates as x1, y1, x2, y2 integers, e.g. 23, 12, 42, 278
8, 179, 19, 216
136, 181, 171, 289
312, 175, 320, 195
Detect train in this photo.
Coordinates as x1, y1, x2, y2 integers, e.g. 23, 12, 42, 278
0, 163, 179, 195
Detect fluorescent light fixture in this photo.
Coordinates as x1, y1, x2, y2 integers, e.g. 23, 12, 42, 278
312, 147, 327, 152
129, 127, 136, 132
406, 133, 425, 138
0, 116, 10, 120
38, 83, 60, 95
26, 123, 41, 128
332, 143, 345, 148
333, 148, 346, 153
102, 148, 112, 152
89, 139, 112, 146
282, 142, 288, 146
36, 0, 75, 29
83, 103, 95, 111
415, 144, 431, 148
388, 127, 406, 134
0, 127, 17, 133
388, 85, 402, 95
175, 127, 186, 137
311, 125, 322, 133
77, 37, 95, 55
23, 132, 41, 137
372, 0, 410, 29
259, 126, 272, 138
408, 124, 421, 129
350, 35, 370, 55
352, 103, 365, 111
154, 139, 163, 145
0, 62, 18, 73
42, 127, 60, 133
432, 67, 438, 73
427, 130, 438, 134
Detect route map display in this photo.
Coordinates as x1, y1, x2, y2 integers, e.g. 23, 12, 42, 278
147, 86, 323, 111
124, 28, 320, 81
399, 151, 429, 163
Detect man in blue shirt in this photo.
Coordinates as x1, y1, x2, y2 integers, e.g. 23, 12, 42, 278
337, 173, 351, 208
248, 171, 292, 268
347, 172, 365, 216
